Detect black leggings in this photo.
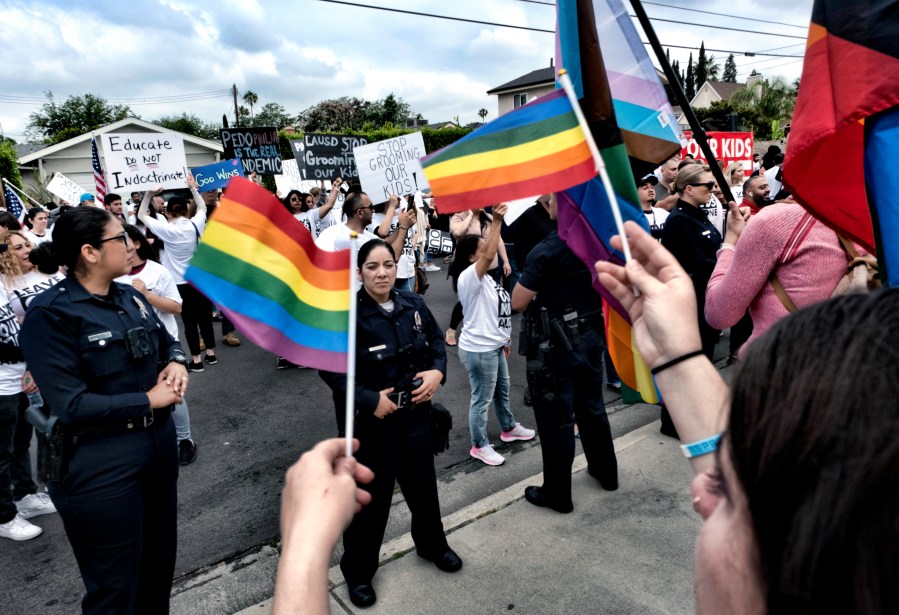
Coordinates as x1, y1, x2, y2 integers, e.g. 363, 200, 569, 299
449, 301, 464, 330
177, 284, 215, 356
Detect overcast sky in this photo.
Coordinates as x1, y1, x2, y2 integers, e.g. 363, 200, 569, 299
0, 0, 813, 143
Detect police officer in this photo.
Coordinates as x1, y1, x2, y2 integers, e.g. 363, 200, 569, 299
19, 207, 189, 614
320, 239, 461, 609
511, 193, 618, 514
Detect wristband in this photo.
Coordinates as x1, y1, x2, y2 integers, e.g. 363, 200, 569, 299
681, 433, 722, 459
650, 350, 704, 375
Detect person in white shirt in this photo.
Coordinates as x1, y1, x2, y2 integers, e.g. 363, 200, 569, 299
22, 209, 51, 246
137, 175, 215, 372
117, 225, 198, 466
764, 153, 785, 197
448, 203, 535, 467
636, 173, 669, 239
366, 195, 418, 292
315, 192, 413, 259
291, 178, 343, 240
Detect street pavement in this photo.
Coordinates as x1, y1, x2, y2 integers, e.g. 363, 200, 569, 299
1, 266, 730, 614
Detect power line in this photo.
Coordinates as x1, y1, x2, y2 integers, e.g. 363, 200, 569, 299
315, 1, 804, 57
639, 1, 808, 30
628, 15, 806, 40
737, 58, 804, 76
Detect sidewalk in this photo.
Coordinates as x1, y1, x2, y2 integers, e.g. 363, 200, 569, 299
235, 420, 700, 615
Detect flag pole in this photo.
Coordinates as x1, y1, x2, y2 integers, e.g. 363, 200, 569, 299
558, 69, 634, 263
2, 178, 42, 208
344, 233, 359, 458
628, 0, 734, 204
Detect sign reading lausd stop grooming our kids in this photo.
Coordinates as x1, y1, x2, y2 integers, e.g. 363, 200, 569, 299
100, 133, 189, 191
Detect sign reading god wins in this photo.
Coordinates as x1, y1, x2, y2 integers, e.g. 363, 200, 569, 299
100, 133, 188, 191
354, 133, 429, 201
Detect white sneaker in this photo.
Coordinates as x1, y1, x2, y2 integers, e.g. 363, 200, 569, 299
470, 443, 505, 466
0, 513, 42, 541
424, 264, 441, 272
500, 423, 537, 442
15, 492, 57, 519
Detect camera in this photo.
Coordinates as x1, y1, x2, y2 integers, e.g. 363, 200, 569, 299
125, 327, 152, 360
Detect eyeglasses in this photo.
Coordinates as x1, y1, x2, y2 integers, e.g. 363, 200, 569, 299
97, 232, 131, 247
356, 206, 374, 212
689, 182, 715, 190
290, 196, 300, 201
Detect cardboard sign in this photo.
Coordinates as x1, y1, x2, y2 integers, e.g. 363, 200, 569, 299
190, 159, 244, 192
274, 159, 319, 195
354, 133, 428, 202
298, 134, 368, 180
424, 229, 455, 256
101, 133, 188, 192
220, 127, 282, 176
46, 172, 84, 205
681, 131, 754, 177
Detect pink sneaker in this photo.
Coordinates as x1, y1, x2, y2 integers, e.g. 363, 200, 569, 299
469, 444, 505, 466
500, 423, 536, 442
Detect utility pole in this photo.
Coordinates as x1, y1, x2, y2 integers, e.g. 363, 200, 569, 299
232, 84, 240, 128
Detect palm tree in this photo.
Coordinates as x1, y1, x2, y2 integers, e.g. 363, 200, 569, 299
478, 108, 488, 123
730, 76, 796, 137
242, 90, 259, 122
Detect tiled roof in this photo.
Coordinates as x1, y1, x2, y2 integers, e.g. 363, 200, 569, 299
706, 81, 746, 100
487, 66, 555, 94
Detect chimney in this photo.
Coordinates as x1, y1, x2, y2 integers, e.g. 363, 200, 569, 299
550, 57, 554, 68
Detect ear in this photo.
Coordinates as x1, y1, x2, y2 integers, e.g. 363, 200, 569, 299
80, 243, 100, 266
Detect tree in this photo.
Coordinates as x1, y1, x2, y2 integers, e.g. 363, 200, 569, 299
695, 43, 708, 91
243, 90, 259, 121
705, 54, 720, 81
363, 93, 411, 128
0, 140, 23, 190
153, 113, 221, 140
723, 54, 738, 83
729, 76, 797, 139
478, 108, 488, 123
238, 105, 250, 125
27, 92, 133, 144
253, 102, 294, 130
298, 94, 414, 132
686, 53, 696, 100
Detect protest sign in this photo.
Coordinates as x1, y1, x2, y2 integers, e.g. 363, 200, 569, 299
100, 133, 188, 191
220, 127, 282, 176
46, 172, 84, 205
299, 134, 367, 180
354, 133, 428, 202
424, 229, 455, 256
681, 131, 754, 177
275, 159, 319, 195
190, 159, 244, 192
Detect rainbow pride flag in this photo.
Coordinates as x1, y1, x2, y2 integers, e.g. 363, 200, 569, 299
421, 89, 596, 214
185, 177, 351, 372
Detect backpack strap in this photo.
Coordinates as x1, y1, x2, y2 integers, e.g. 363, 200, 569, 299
190, 221, 201, 245
767, 211, 813, 314
769, 275, 798, 313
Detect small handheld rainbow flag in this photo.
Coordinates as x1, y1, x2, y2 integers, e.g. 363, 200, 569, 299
421, 89, 596, 213
185, 177, 351, 372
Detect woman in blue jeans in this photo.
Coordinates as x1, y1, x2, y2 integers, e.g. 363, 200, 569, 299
449, 203, 535, 466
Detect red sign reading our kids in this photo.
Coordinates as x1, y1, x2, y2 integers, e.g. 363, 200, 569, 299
681, 131, 754, 177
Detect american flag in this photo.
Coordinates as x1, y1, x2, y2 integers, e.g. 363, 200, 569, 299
91, 136, 107, 202
2, 182, 24, 220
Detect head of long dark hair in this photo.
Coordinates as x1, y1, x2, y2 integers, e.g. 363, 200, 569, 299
282, 190, 303, 214
122, 224, 158, 263
447, 234, 482, 292
728, 290, 899, 614
356, 238, 395, 269
50, 207, 113, 274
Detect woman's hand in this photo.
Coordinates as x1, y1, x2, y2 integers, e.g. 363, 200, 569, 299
131, 278, 147, 296
186, 172, 198, 191
723, 202, 751, 247
22, 371, 38, 394
373, 388, 397, 418
159, 361, 189, 397
411, 369, 442, 403
147, 380, 183, 408
492, 202, 508, 222
595, 221, 702, 369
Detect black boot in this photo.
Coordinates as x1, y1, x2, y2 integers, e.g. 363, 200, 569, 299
659, 404, 680, 440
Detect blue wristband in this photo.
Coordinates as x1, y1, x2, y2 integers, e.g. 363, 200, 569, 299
680, 433, 722, 459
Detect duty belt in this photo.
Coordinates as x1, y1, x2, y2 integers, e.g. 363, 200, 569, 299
73, 407, 172, 437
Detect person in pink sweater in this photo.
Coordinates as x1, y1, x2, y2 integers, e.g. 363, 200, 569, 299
705, 202, 857, 354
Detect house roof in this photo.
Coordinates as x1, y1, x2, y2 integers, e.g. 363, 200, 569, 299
703, 81, 746, 101
14, 143, 45, 158
18, 117, 224, 164
487, 66, 555, 95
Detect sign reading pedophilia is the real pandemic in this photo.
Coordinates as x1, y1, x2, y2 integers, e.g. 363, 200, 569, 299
220, 127, 282, 176
100, 133, 188, 191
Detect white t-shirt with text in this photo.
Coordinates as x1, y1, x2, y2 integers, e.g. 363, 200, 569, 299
457, 264, 512, 353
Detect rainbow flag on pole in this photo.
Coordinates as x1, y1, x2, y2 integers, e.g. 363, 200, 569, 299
421, 89, 596, 214
185, 177, 351, 372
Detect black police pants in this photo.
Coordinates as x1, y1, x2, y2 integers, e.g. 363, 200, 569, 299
340, 405, 449, 585
527, 327, 617, 507
49, 417, 178, 615
0, 393, 35, 523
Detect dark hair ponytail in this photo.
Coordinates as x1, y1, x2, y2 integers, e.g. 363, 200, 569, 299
51, 207, 112, 273
26, 242, 61, 275
448, 234, 481, 292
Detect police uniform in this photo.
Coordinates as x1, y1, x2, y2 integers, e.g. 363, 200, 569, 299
19, 276, 186, 615
518, 231, 618, 509
320, 289, 451, 588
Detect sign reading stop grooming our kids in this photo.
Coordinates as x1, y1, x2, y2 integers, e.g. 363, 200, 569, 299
353, 132, 429, 202
100, 133, 189, 191
681, 131, 755, 176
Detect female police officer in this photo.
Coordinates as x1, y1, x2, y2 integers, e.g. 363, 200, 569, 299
320, 239, 461, 608
19, 207, 189, 614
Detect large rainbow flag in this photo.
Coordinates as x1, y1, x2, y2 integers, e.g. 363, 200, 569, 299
185, 177, 351, 372
554, 0, 683, 404
421, 89, 596, 214
783, 0, 899, 285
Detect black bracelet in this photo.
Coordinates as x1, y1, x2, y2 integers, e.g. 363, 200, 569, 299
650, 350, 704, 375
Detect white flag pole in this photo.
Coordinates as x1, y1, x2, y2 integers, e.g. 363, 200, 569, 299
2, 177, 43, 209
344, 233, 359, 458
557, 69, 633, 263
